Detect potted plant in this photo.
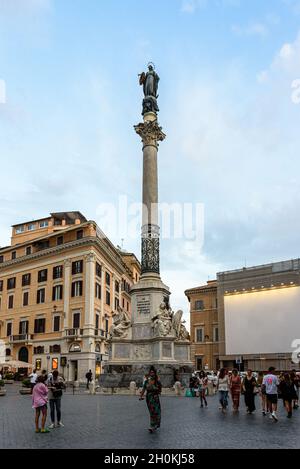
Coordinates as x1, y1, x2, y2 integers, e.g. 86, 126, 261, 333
0, 379, 6, 396
19, 378, 32, 395
4, 372, 15, 384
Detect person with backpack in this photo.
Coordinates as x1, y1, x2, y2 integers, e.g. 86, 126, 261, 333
47, 370, 66, 429
86, 370, 93, 390
279, 373, 298, 418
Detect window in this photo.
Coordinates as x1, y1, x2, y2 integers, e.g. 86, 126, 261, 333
34, 346, 44, 354
8, 295, 14, 309
7, 277, 16, 290
52, 285, 63, 301
39, 220, 49, 228
22, 273, 31, 287
72, 260, 83, 275
127, 301, 129, 312
105, 319, 109, 335
12, 251, 16, 260
215, 298, 218, 309
196, 328, 204, 343
76, 230, 83, 240
214, 327, 219, 342
96, 262, 102, 278
57, 236, 64, 246
71, 281, 83, 297
6, 322, 12, 337
115, 298, 119, 310
37, 240, 49, 250
28, 224, 36, 231
53, 316, 60, 332
69, 343, 81, 353
19, 320, 29, 335
15, 225, 25, 234
53, 265, 63, 279
26, 246, 32, 256
34, 318, 46, 333
23, 292, 29, 306
35, 359, 42, 370
50, 344, 61, 353
52, 358, 58, 370
95, 283, 101, 300
195, 300, 204, 311
122, 298, 125, 308
106, 291, 110, 306
6, 348, 11, 357
0, 280, 3, 292
0, 255, 3, 263
37, 288, 46, 304
115, 281, 120, 293
95, 314, 99, 330
38, 269, 48, 283
73, 312, 80, 328
105, 272, 110, 286
53, 285, 63, 301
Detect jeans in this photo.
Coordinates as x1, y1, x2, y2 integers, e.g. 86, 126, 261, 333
219, 391, 229, 409
50, 398, 62, 423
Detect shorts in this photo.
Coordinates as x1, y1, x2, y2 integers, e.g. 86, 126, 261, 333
36, 405, 47, 415
267, 394, 278, 405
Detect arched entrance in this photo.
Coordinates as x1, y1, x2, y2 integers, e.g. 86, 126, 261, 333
18, 347, 28, 363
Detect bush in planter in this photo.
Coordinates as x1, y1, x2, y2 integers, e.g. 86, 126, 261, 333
22, 378, 31, 388
0, 380, 5, 388
4, 373, 15, 381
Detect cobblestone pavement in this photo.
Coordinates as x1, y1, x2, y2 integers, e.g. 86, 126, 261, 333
0, 384, 299, 449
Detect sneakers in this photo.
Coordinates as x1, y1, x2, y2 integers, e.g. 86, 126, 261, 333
40, 428, 50, 433
48, 423, 55, 429
57, 421, 64, 427
271, 412, 278, 422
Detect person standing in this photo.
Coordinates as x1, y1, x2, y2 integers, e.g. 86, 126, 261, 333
217, 369, 230, 413
257, 371, 267, 416
198, 371, 208, 408
32, 375, 50, 433
86, 370, 93, 390
290, 371, 299, 410
263, 367, 280, 422
47, 370, 66, 428
230, 369, 241, 412
279, 373, 298, 418
139, 366, 162, 433
29, 369, 38, 394
242, 369, 257, 415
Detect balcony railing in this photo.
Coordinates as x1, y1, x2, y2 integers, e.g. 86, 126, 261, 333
94, 329, 107, 338
64, 328, 83, 338
9, 334, 33, 343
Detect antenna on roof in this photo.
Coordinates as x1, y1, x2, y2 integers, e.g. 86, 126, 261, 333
121, 238, 124, 250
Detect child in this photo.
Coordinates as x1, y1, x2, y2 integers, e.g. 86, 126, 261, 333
32, 375, 50, 433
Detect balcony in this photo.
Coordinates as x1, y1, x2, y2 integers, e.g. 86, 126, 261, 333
94, 329, 107, 339
9, 334, 33, 344
64, 328, 83, 339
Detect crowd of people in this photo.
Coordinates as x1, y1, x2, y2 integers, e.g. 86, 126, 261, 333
189, 367, 300, 422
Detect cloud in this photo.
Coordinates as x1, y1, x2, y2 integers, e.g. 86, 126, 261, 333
181, 0, 239, 13
161, 29, 300, 312
232, 22, 269, 38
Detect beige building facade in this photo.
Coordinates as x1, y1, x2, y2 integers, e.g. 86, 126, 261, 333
0, 212, 140, 382
185, 281, 220, 371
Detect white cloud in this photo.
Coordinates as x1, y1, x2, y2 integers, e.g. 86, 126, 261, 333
232, 22, 269, 38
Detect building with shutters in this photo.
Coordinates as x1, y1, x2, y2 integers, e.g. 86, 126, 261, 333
0, 212, 140, 381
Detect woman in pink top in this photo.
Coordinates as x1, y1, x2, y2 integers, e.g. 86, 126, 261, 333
32, 375, 49, 433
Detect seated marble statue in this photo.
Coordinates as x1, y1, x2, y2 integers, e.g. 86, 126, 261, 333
152, 303, 173, 337
110, 306, 131, 339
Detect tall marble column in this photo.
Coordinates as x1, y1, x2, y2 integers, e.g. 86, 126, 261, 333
134, 114, 166, 277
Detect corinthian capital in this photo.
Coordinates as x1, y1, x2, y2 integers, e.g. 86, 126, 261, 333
134, 121, 166, 147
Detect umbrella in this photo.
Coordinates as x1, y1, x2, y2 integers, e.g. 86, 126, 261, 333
0, 360, 33, 368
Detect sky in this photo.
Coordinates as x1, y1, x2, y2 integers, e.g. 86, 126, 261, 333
0, 0, 300, 321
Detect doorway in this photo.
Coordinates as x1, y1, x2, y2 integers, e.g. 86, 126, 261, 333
18, 346, 28, 363
70, 360, 78, 381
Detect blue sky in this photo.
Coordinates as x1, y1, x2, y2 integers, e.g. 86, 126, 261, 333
1, 0, 300, 317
